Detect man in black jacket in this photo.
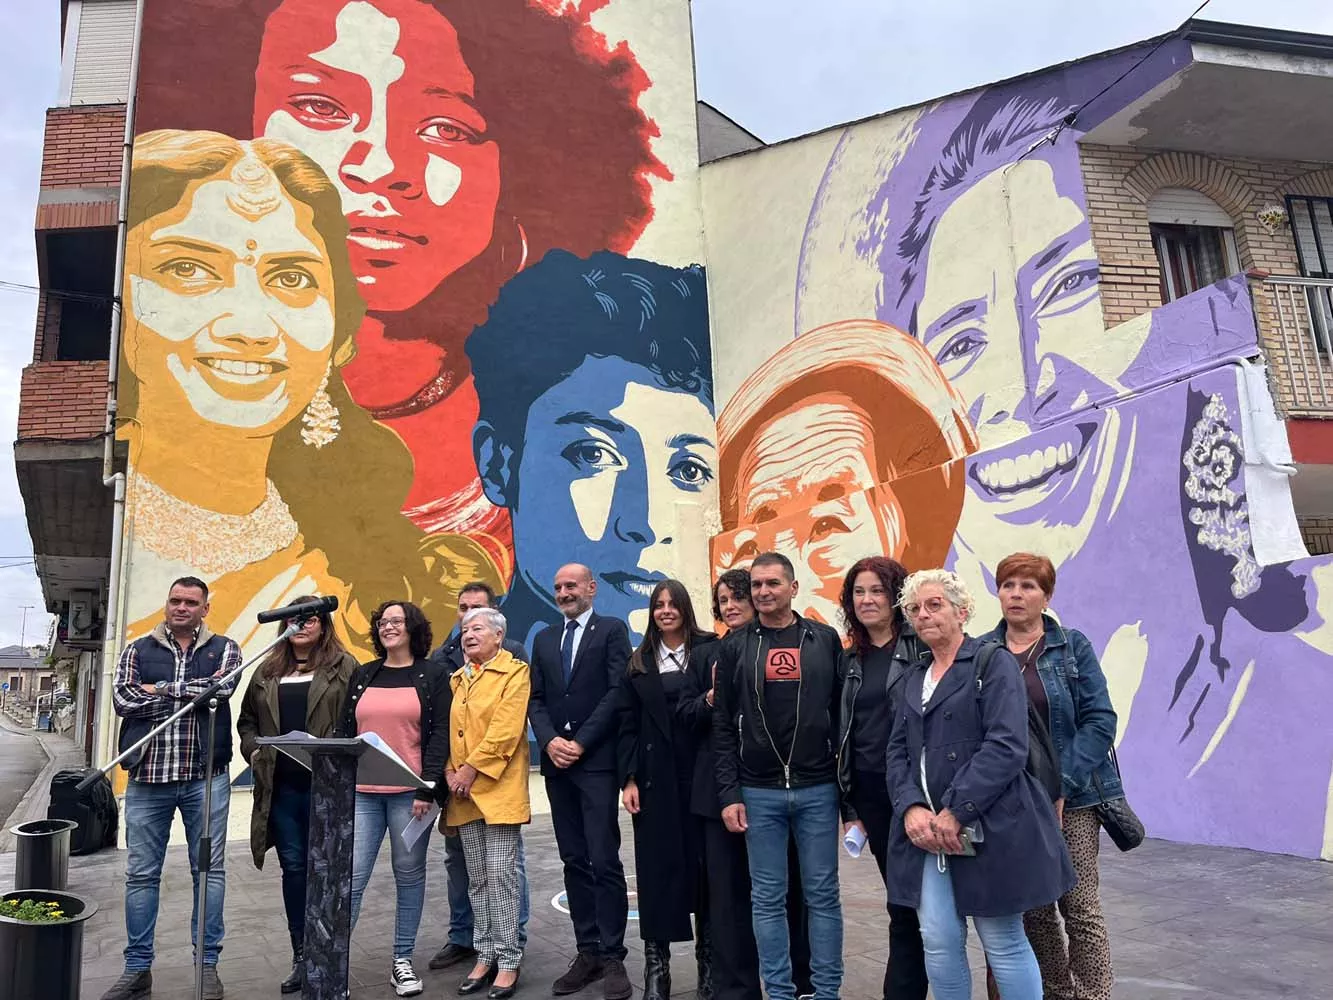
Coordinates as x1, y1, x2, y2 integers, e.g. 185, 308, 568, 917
529, 563, 633, 1000
427, 582, 532, 972
713, 552, 845, 1000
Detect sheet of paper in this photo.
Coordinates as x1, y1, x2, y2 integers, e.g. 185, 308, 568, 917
401, 805, 440, 850
256, 733, 435, 791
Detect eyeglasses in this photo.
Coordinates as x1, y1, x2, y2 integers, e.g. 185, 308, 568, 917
377, 617, 407, 632
902, 598, 949, 618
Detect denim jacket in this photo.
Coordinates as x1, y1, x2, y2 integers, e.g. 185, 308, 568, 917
980, 614, 1120, 810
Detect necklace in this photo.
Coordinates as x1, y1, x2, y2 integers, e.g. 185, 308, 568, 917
130, 474, 298, 575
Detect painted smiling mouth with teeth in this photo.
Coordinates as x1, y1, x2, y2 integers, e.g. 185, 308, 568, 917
198, 357, 288, 380
971, 423, 1096, 496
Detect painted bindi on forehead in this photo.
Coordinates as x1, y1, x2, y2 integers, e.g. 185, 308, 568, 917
150, 178, 322, 261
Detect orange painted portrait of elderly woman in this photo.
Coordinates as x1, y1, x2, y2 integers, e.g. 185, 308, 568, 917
712, 319, 977, 627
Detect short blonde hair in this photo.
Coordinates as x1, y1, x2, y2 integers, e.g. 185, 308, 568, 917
900, 568, 976, 624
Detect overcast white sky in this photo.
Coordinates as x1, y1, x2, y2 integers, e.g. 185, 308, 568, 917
0, 0, 1328, 648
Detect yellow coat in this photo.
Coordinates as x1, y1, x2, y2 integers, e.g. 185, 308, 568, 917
446, 648, 532, 827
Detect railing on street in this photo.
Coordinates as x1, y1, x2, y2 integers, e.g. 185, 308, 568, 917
1263, 275, 1333, 415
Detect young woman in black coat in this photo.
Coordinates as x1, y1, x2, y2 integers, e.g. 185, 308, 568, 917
617, 579, 716, 1000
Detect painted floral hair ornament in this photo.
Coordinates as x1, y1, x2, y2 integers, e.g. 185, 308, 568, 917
300, 365, 341, 448
224, 147, 284, 220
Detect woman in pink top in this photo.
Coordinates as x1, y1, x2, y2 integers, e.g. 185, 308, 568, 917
338, 601, 451, 997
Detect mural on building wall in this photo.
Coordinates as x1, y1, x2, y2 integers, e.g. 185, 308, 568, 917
710, 46, 1333, 858
118, 0, 708, 783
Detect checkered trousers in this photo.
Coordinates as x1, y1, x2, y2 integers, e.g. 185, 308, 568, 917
458, 820, 524, 969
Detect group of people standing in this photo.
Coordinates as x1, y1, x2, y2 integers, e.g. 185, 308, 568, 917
103, 543, 1123, 1000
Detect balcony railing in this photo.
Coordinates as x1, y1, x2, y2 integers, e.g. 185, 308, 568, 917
1262, 276, 1333, 416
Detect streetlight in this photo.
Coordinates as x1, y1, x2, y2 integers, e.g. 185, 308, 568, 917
19, 604, 33, 649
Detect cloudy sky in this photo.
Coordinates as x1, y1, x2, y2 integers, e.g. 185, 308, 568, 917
0, 0, 1328, 648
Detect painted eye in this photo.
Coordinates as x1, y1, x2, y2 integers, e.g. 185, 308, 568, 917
158, 259, 219, 283
936, 332, 985, 365
668, 456, 713, 491
269, 268, 316, 291
561, 440, 624, 472
809, 515, 851, 542
419, 118, 483, 144
1039, 263, 1100, 315
290, 96, 351, 126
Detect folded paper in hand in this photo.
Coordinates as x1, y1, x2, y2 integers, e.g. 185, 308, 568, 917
256, 731, 435, 791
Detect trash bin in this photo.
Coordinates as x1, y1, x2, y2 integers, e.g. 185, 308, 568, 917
11, 819, 78, 891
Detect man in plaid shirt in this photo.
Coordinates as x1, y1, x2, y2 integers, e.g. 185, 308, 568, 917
100, 577, 242, 1000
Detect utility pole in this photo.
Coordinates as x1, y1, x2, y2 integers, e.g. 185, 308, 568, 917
18, 605, 34, 707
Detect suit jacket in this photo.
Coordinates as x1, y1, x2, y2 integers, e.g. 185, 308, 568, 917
528, 610, 632, 775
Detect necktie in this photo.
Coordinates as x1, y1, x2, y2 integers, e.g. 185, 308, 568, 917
561, 619, 579, 687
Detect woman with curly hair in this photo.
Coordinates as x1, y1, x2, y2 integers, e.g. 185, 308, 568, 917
338, 601, 451, 997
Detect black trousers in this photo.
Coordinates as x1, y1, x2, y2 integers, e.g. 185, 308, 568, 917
701, 817, 812, 1000
546, 767, 629, 961
850, 771, 929, 1000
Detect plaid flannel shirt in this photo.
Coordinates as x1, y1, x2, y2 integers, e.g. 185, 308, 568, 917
112, 622, 242, 783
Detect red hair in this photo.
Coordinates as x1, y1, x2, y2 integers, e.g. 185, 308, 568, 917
838, 556, 909, 656
995, 552, 1056, 597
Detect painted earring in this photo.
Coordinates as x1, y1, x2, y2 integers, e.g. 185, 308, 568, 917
301, 366, 341, 448
502, 216, 529, 277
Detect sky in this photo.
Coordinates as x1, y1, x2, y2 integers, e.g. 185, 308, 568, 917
0, 0, 1329, 649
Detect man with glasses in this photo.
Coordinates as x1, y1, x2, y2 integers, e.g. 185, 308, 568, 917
427, 582, 533, 972
712, 553, 846, 1000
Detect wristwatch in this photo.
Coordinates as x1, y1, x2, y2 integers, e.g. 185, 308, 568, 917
154, 681, 169, 695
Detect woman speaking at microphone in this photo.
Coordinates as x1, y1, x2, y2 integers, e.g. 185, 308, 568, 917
238, 595, 357, 993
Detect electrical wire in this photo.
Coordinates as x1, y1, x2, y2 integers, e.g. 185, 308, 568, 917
1020, 0, 1215, 160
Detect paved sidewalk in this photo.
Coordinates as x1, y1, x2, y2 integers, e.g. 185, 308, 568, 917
0, 712, 87, 852
0, 817, 1330, 999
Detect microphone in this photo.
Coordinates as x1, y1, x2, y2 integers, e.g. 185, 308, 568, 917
257, 595, 340, 624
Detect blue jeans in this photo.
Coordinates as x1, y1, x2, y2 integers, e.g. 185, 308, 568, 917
445, 830, 530, 949
742, 783, 843, 1000
123, 773, 230, 971
270, 782, 311, 950
351, 791, 431, 959
916, 854, 1042, 1000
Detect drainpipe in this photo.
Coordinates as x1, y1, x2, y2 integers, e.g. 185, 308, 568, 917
97, 0, 146, 769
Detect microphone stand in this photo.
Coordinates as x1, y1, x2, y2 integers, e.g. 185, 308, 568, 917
81, 618, 307, 1000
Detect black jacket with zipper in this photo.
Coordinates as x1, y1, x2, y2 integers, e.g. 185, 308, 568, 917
712, 613, 844, 808
835, 622, 926, 822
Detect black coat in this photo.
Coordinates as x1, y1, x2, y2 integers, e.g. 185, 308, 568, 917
528, 611, 632, 775
617, 635, 716, 942
681, 639, 723, 818
885, 637, 1075, 917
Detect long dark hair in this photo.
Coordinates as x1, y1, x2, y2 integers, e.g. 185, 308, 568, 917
257, 594, 347, 679
369, 601, 434, 661
839, 556, 908, 656
628, 579, 711, 676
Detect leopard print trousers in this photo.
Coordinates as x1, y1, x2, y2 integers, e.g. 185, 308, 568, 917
985, 806, 1113, 1000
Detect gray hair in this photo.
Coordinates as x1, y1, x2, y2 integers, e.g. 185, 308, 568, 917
461, 606, 507, 637
899, 568, 975, 624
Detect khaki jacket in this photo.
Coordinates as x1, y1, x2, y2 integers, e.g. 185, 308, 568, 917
446, 648, 531, 827
236, 651, 356, 868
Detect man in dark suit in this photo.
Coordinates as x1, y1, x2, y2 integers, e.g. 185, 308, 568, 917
529, 563, 633, 1000
427, 582, 532, 973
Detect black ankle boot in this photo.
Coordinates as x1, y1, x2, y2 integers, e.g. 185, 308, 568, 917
281, 946, 303, 994
643, 941, 671, 1000
694, 918, 714, 1000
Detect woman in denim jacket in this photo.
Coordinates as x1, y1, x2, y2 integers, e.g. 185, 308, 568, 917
981, 553, 1119, 1000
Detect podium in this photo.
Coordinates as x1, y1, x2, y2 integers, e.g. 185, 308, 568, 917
256, 734, 436, 1000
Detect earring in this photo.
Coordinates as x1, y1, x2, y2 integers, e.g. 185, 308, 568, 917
501, 216, 529, 277
301, 366, 341, 448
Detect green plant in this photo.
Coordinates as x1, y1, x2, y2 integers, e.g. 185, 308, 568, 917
0, 898, 66, 922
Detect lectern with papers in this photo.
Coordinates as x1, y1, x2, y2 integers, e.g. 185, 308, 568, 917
256, 733, 436, 1000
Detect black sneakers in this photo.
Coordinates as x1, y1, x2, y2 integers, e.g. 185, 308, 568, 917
100, 971, 152, 1000
391, 957, 425, 997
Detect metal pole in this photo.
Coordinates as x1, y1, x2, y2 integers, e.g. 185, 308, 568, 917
19, 604, 33, 650
194, 696, 219, 1000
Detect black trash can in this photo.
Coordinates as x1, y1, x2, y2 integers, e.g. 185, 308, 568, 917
11, 819, 78, 891
0, 889, 98, 1000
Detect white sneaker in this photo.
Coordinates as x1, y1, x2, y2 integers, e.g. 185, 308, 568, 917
391, 958, 424, 997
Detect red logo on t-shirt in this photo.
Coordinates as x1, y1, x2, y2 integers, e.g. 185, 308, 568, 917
765, 648, 801, 681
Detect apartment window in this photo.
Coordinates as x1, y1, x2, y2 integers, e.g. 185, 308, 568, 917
1286, 196, 1333, 353
1148, 188, 1240, 303
58, 0, 137, 106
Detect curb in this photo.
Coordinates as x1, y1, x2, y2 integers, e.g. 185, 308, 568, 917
0, 713, 82, 853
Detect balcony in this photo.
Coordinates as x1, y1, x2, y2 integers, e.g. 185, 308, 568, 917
1259, 276, 1333, 417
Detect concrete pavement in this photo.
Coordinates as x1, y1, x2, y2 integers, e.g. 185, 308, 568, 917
1, 813, 1331, 999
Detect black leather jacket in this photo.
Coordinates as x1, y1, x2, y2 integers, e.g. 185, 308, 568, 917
836, 622, 925, 822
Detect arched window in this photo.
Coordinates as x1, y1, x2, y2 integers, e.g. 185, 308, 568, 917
1148, 188, 1241, 302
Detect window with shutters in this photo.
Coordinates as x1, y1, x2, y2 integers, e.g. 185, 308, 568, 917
58, 0, 137, 106
1148, 188, 1241, 303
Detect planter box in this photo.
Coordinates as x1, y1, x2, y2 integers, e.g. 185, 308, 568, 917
12, 818, 77, 890
0, 889, 98, 1000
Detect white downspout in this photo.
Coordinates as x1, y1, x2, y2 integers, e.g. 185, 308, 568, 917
96, 0, 146, 769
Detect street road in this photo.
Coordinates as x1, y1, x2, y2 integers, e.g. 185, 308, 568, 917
0, 721, 45, 823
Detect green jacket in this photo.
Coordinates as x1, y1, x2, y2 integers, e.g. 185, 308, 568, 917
236, 652, 356, 868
